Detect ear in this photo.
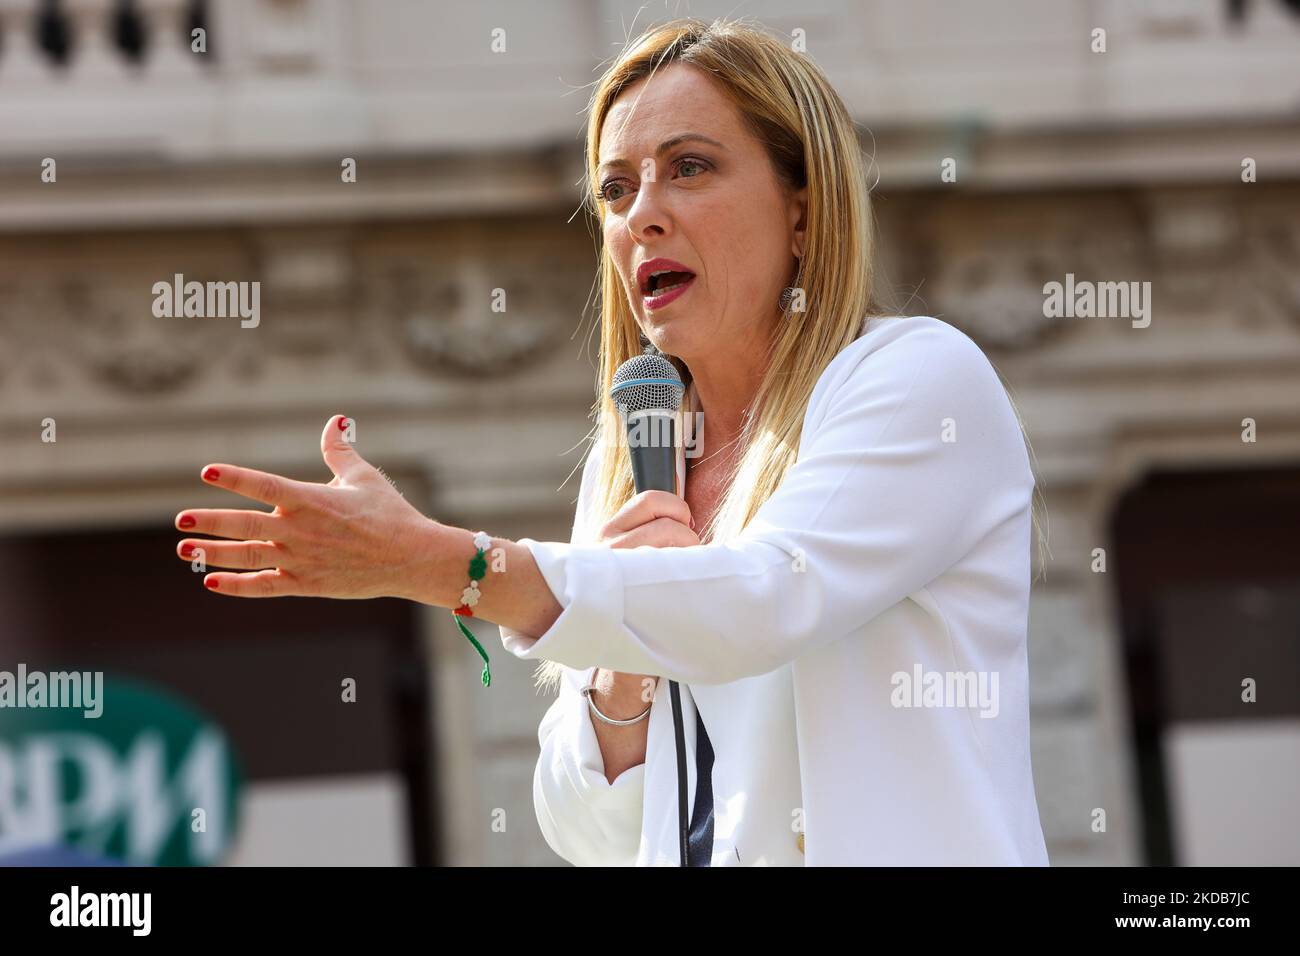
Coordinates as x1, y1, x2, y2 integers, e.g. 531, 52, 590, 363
788, 185, 808, 260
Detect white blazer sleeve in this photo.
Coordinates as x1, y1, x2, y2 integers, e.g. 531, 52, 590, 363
502, 439, 645, 866
529, 663, 646, 866
502, 317, 1035, 685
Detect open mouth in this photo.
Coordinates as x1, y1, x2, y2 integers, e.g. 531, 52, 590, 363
642, 273, 695, 310
642, 269, 695, 296
636, 258, 698, 310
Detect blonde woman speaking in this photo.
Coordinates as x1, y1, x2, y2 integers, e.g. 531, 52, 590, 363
175, 19, 1050, 867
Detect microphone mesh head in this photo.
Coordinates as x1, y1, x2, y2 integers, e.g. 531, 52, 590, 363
610, 353, 685, 414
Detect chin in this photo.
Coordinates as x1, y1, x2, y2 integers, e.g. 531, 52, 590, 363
643, 326, 690, 360
639, 308, 708, 361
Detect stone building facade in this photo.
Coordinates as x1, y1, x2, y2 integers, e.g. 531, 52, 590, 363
2, 0, 1297, 865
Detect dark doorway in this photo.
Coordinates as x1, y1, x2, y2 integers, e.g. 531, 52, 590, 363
0, 523, 440, 865
1110, 464, 1300, 865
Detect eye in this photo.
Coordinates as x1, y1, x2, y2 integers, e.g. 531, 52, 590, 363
676, 157, 708, 178
598, 178, 632, 204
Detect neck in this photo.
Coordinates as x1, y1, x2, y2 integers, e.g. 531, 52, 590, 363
685, 351, 766, 463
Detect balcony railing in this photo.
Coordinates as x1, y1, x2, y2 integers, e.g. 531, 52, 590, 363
0, 0, 209, 80
1, 0, 1297, 167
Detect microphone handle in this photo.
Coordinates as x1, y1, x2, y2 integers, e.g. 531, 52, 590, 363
626, 410, 678, 494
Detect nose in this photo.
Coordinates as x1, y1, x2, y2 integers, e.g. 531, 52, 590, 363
625, 174, 670, 242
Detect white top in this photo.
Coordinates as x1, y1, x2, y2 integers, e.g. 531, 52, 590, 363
500, 315, 1050, 866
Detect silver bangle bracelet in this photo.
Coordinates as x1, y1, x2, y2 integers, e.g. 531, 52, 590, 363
581, 683, 652, 726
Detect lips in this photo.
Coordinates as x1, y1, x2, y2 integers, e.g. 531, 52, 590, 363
636, 257, 697, 296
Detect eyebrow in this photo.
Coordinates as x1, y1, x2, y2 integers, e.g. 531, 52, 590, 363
598, 133, 726, 174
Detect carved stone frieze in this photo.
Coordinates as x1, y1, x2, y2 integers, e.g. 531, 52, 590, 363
0, 233, 583, 395
365, 256, 576, 376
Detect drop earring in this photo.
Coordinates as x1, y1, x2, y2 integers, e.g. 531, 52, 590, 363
780, 256, 804, 313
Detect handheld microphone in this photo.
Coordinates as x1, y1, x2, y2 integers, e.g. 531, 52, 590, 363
608, 351, 698, 867
610, 352, 685, 495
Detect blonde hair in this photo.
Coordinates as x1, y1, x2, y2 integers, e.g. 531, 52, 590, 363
535, 17, 1046, 692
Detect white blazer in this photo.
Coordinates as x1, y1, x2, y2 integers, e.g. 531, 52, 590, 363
501, 315, 1050, 866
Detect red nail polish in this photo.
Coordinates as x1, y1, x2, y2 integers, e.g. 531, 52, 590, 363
203, 467, 220, 481
337, 415, 349, 431
205, 578, 219, 589
179, 515, 196, 529
180, 543, 195, 557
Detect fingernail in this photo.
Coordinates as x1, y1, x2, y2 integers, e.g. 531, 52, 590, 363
202, 467, 220, 481
178, 515, 196, 529
337, 415, 349, 431
204, 578, 219, 590
180, 543, 195, 557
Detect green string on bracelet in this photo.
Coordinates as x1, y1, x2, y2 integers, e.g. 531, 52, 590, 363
451, 530, 494, 687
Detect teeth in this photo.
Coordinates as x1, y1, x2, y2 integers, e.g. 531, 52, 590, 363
645, 268, 691, 295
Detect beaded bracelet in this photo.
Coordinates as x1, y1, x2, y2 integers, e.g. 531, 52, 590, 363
451, 530, 494, 687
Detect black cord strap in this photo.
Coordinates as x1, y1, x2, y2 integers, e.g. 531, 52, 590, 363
668, 679, 716, 866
